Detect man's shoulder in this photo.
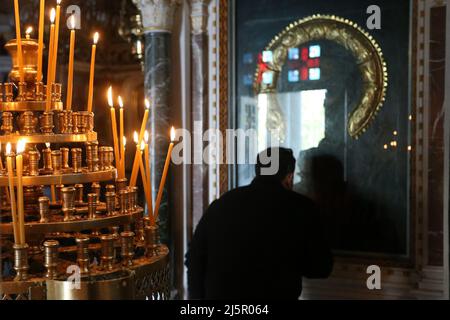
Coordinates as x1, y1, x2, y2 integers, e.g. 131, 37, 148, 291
285, 189, 315, 206
220, 185, 252, 200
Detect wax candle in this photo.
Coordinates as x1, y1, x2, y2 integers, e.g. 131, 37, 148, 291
108, 87, 120, 171
118, 96, 125, 178
66, 15, 76, 110
6, 143, 19, 245
123, 136, 127, 178
46, 8, 56, 112
144, 130, 153, 216
37, 0, 45, 82
138, 141, 152, 221
13, 0, 24, 83
88, 32, 99, 112
51, 0, 62, 84
154, 127, 176, 221
131, 131, 140, 187
130, 99, 150, 187
16, 139, 26, 245
87, 32, 99, 113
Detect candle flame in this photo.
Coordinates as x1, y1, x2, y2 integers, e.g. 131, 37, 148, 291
123, 137, 127, 148
50, 8, 56, 23
57, 0, 62, 5
118, 96, 124, 109
140, 141, 146, 151
17, 139, 26, 154
145, 98, 150, 110
69, 15, 76, 30
170, 127, 176, 142
107, 86, 114, 108
6, 143, 11, 156
133, 131, 139, 144
45, 143, 51, 149
136, 40, 142, 55
93, 32, 99, 45
144, 130, 149, 144
26, 26, 33, 36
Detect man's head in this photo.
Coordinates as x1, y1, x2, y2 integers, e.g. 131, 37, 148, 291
255, 147, 296, 190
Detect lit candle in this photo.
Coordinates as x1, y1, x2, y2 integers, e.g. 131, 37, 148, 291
131, 131, 140, 188
16, 139, 26, 245
37, 0, 45, 82
87, 32, 99, 113
51, 0, 62, 84
66, 15, 76, 110
6, 143, 20, 245
144, 130, 153, 217
118, 96, 125, 178
138, 140, 151, 220
154, 127, 176, 222
13, 0, 24, 83
46, 8, 56, 112
108, 86, 120, 172
25, 26, 32, 40
123, 136, 127, 177
130, 99, 150, 187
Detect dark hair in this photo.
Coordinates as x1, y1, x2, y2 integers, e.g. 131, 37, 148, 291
255, 147, 296, 182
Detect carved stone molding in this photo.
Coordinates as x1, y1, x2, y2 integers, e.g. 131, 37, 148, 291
134, 0, 181, 33
190, 0, 209, 35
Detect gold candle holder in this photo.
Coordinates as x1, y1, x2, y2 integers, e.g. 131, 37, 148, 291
86, 141, 99, 172
19, 111, 38, 135
119, 190, 129, 215
61, 187, 76, 222
106, 184, 118, 209
1, 112, 14, 134
105, 192, 116, 216
35, 82, 44, 101
0, 83, 3, 102
52, 83, 62, 102
100, 235, 116, 271
61, 147, 70, 170
17, 82, 27, 101
44, 240, 60, 279
87, 193, 97, 219
39, 196, 50, 223
76, 236, 90, 275
51, 150, 62, 174
4, 83, 13, 102
135, 208, 145, 243
13, 243, 30, 281
71, 148, 82, 173
42, 148, 53, 172
98, 147, 105, 171
39, 111, 55, 134
91, 182, 101, 203
144, 226, 158, 258
28, 150, 40, 176
80, 111, 94, 133
58, 110, 73, 134
74, 184, 84, 204
72, 112, 80, 134
120, 231, 135, 267
55, 184, 64, 205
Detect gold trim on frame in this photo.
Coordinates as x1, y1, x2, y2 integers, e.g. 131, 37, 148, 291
254, 14, 388, 139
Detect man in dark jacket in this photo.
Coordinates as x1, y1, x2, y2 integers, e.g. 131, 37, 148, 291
186, 147, 333, 300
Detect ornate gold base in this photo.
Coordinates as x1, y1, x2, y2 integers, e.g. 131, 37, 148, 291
0, 245, 170, 300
